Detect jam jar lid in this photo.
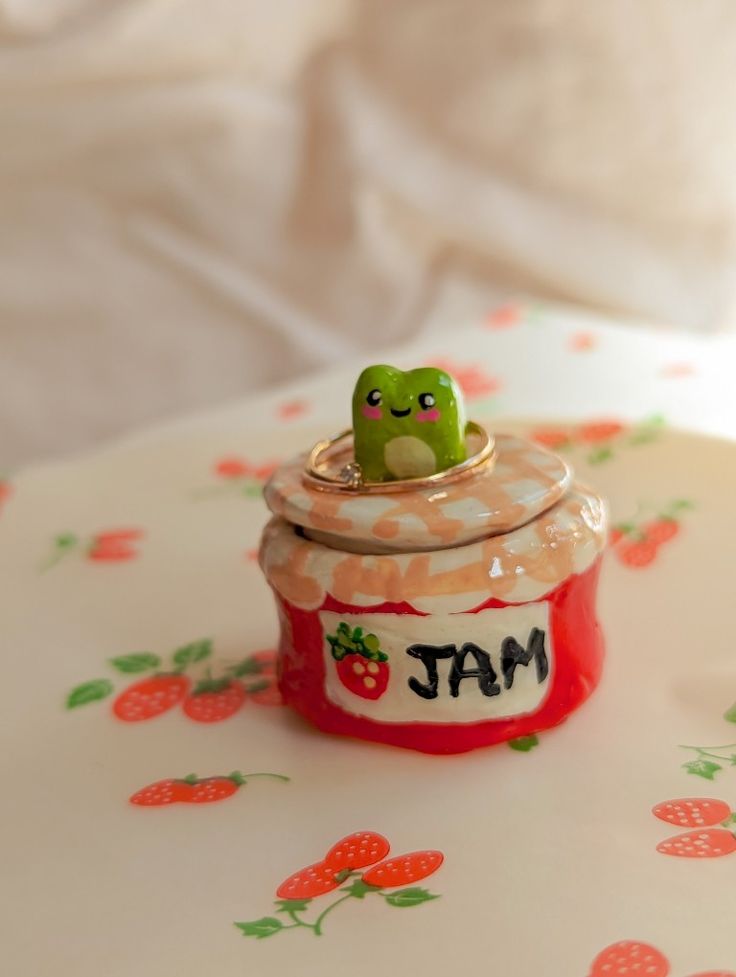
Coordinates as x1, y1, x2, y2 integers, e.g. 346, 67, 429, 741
263, 432, 573, 553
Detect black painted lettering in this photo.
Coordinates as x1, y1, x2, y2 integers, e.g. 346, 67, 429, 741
406, 643, 455, 700
500, 628, 548, 689
448, 642, 500, 698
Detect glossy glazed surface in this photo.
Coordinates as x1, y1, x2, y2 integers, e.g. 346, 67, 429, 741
265, 433, 573, 552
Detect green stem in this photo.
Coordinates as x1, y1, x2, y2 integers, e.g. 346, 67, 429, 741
312, 893, 356, 936
680, 743, 736, 752
39, 545, 73, 573
239, 772, 290, 783
680, 744, 736, 762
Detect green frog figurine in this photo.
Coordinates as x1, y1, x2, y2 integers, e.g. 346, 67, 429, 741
352, 365, 467, 482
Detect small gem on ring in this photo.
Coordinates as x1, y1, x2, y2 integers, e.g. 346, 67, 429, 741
339, 462, 364, 489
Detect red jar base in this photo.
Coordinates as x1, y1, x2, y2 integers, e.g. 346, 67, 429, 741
275, 557, 605, 755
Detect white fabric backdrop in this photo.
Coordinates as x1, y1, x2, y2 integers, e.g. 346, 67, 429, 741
3, 0, 736, 467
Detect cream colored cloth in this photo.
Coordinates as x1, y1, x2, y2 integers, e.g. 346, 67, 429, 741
3, 0, 736, 467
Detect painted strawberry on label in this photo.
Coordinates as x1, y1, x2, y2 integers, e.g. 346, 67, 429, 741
361, 851, 444, 887
113, 674, 190, 722
182, 677, 247, 723
588, 941, 669, 977
335, 656, 389, 700
276, 861, 342, 900
652, 798, 732, 828
656, 828, 736, 858
324, 832, 390, 872
327, 623, 389, 701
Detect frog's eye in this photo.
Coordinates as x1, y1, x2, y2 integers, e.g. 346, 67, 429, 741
366, 389, 382, 407
418, 392, 435, 410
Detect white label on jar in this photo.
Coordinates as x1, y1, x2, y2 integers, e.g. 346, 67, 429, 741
320, 603, 552, 723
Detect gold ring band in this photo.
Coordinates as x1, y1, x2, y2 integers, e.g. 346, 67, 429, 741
303, 422, 496, 494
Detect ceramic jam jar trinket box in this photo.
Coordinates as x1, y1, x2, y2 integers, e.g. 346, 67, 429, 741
259, 365, 607, 755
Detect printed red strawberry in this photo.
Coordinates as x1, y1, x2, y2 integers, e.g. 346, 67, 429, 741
656, 829, 736, 858
324, 832, 390, 872
687, 971, 736, 976
642, 519, 679, 544
247, 681, 283, 706
618, 539, 658, 568
189, 775, 243, 804
589, 941, 669, 977
531, 428, 570, 449
215, 458, 251, 478
486, 303, 520, 329
361, 850, 443, 887
249, 650, 277, 674
328, 623, 390, 701
652, 798, 731, 828
129, 778, 194, 806
94, 529, 144, 543
182, 677, 246, 723
335, 656, 389, 700
0, 481, 12, 511
276, 861, 341, 900
131, 770, 287, 806
113, 674, 190, 722
578, 420, 625, 443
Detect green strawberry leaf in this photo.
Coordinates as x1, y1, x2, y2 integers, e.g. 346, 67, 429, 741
724, 702, 736, 724
192, 675, 232, 695
682, 758, 722, 780
362, 633, 380, 653
246, 679, 270, 693
587, 446, 614, 465
508, 735, 539, 752
234, 917, 283, 939
227, 657, 264, 677
340, 879, 382, 900
172, 639, 212, 667
384, 887, 439, 908
275, 899, 311, 914
66, 679, 114, 709
55, 533, 78, 548
109, 653, 161, 674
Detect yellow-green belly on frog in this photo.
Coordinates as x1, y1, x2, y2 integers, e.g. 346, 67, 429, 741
383, 436, 437, 479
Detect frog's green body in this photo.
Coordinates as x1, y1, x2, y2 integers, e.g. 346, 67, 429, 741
352, 365, 467, 482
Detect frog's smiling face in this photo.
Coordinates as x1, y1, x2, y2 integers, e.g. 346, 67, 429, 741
352, 365, 467, 482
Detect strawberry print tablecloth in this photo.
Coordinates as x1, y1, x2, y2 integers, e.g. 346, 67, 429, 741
2, 302, 736, 977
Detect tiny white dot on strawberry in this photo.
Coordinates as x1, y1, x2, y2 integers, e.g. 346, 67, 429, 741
352, 661, 366, 675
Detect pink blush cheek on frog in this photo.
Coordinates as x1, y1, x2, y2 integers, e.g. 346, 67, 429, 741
361, 405, 383, 421
416, 408, 441, 423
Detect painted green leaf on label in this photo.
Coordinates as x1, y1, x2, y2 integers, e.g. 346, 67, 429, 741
109, 653, 161, 674
724, 702, 736, 724
172, 639, 212, 667
682, 758, 722, 780
234, 917, 283, 939
66, 679, 114, 709
384, 887, 439, 908
508, 735, 539, 752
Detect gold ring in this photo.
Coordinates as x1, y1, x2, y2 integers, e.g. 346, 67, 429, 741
302, 422, 496, 494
